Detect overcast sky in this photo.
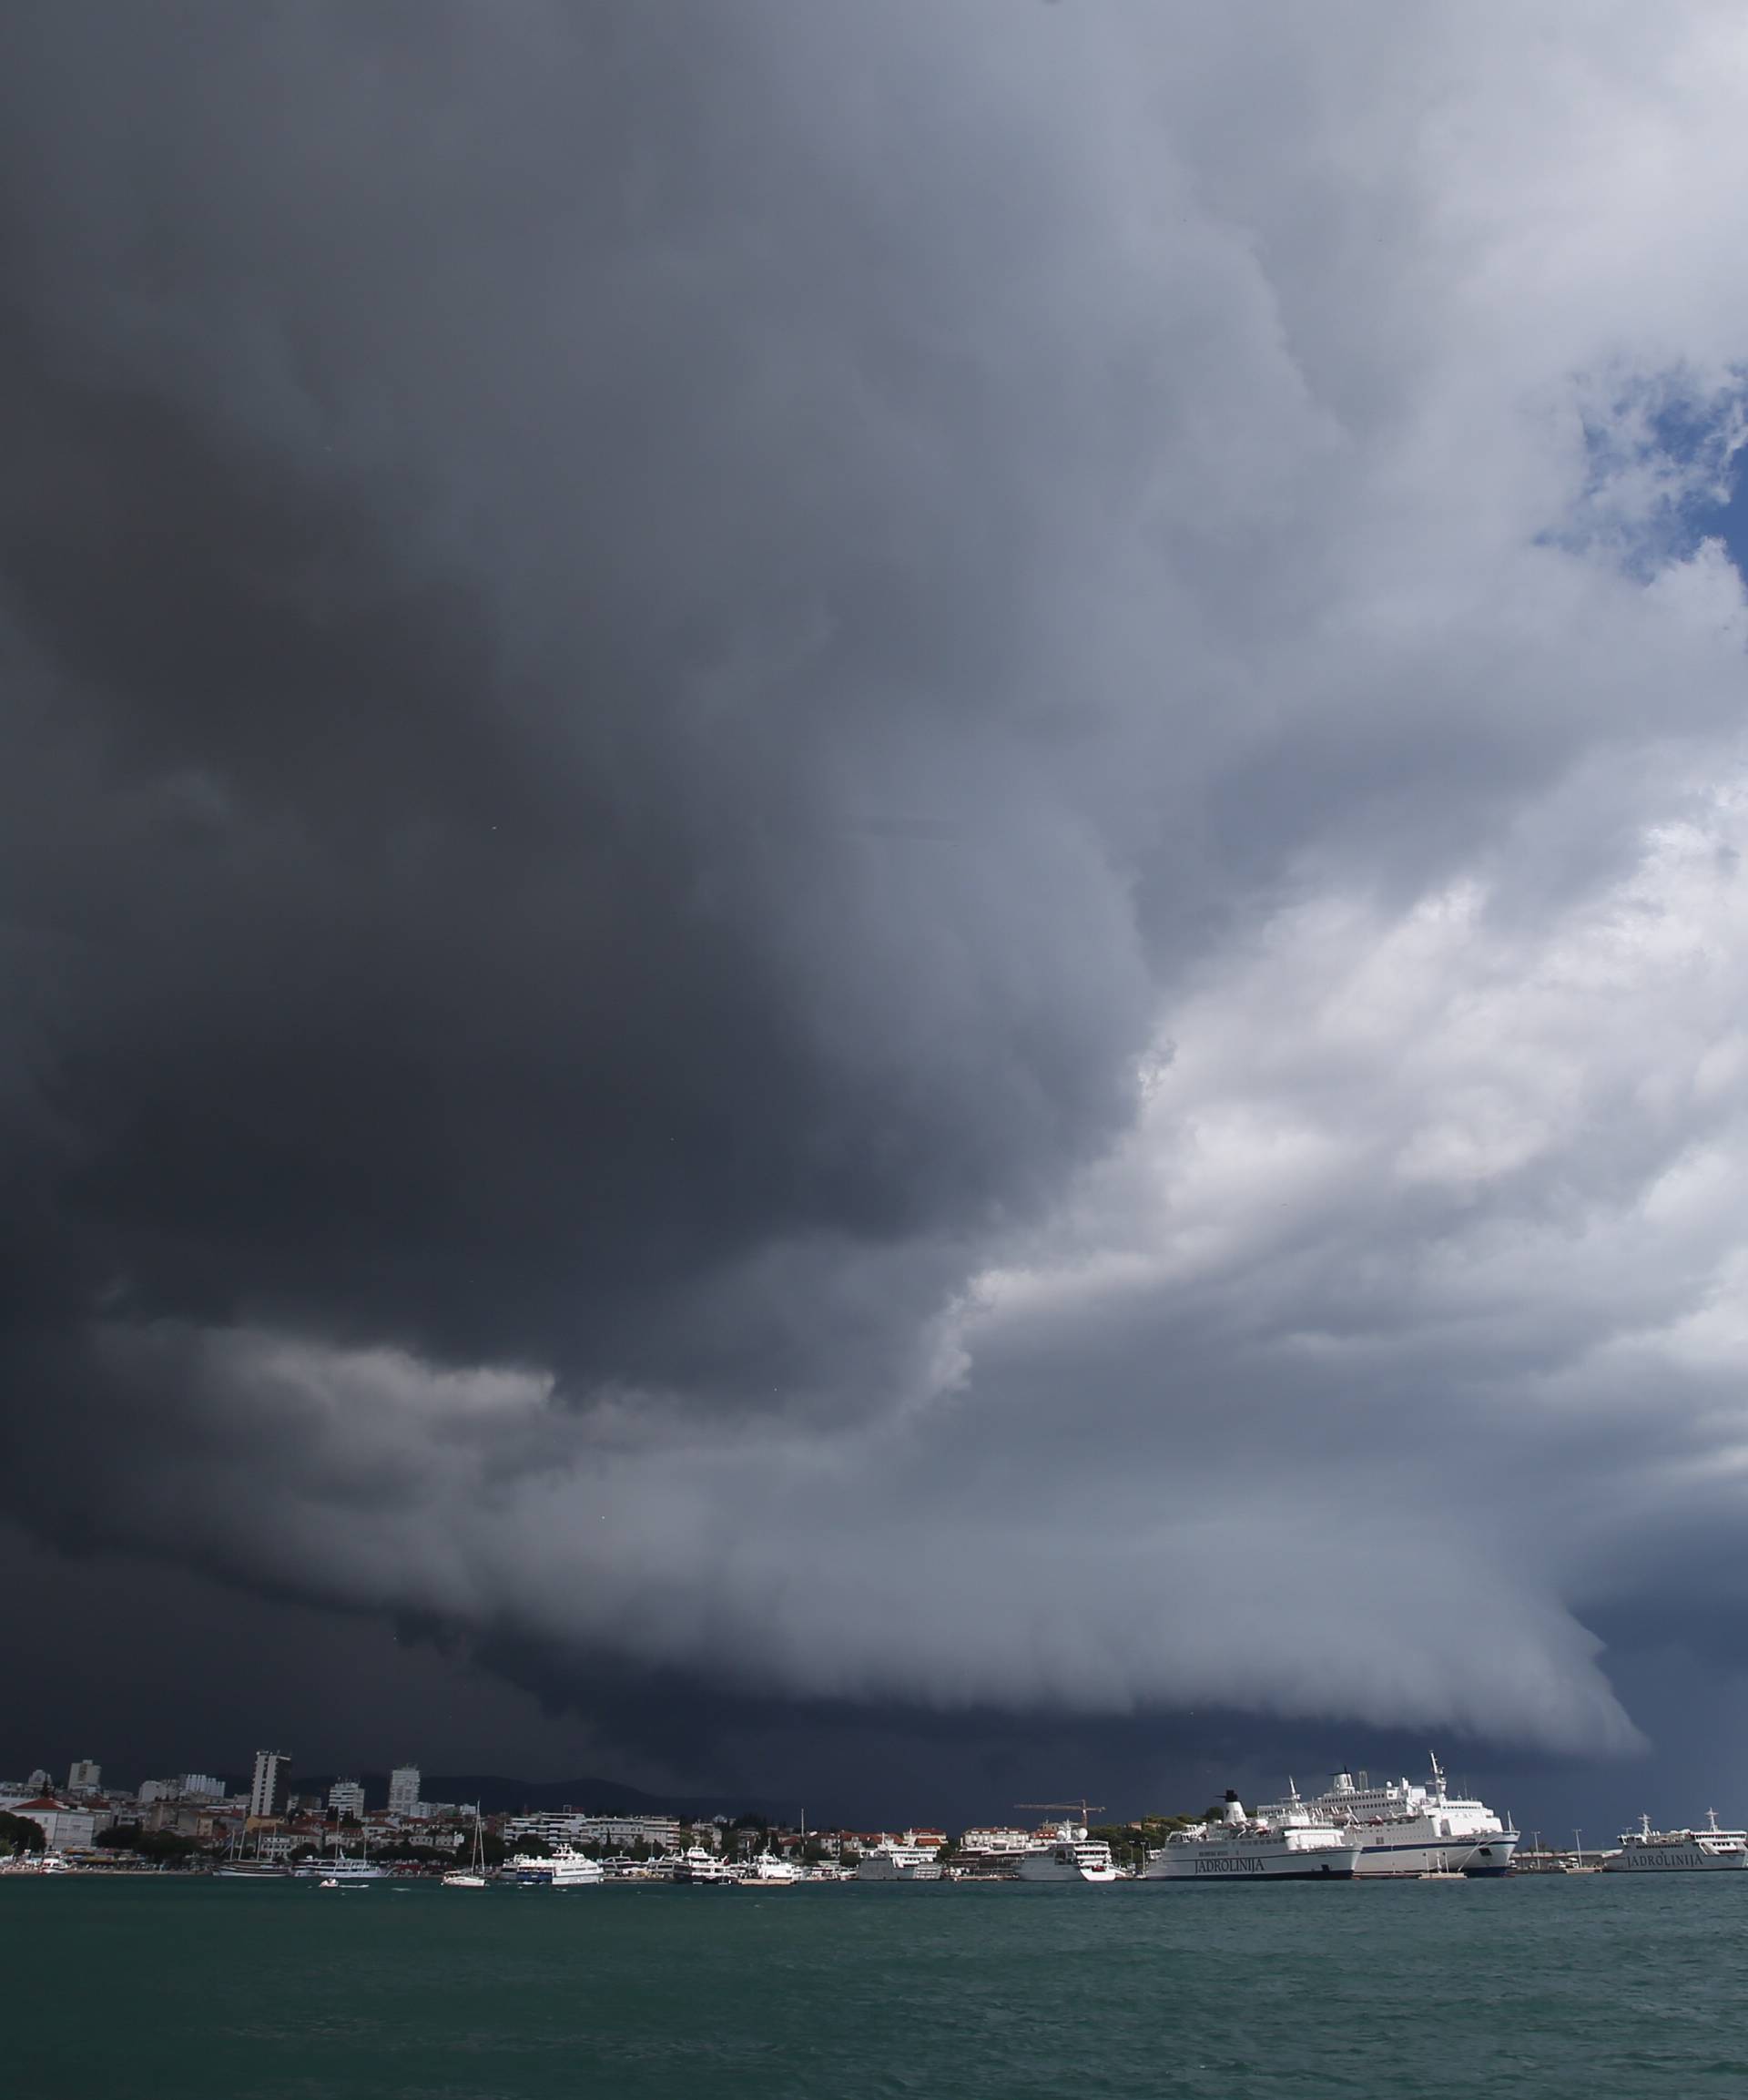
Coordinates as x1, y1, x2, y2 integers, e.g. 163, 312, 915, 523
7, 0, 1748, 1829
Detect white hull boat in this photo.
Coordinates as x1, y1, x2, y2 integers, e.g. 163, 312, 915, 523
1143, 1789, 1362, 1881
1604, 1812, 1748, 1871
1260, 1758, 1519, 1878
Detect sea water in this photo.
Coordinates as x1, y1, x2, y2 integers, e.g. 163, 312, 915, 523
5, 1872, 1745, 2098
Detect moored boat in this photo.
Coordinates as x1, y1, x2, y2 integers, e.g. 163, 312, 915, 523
1142, 1789, 1363, 1881
673, 1844, 737, 1885
738, 1854, 800, 1885
1260, 1758, 1518, 1878
855, 1845, 943, 1881
442, 1812, 491, 1888
1015, 1819, 1121, 1884
1603, 1810, 1748, 1871
550, 1846, 605, 1888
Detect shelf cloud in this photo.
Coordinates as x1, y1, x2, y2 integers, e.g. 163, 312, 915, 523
6, 0, 1748, 1771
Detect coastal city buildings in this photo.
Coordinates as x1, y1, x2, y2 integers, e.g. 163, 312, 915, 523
248, 1750, 291, 1821
137, 1773, 226, 1806
0, 1746, 1554, 1882
502, 1812, 686, 1852
960, 1827, 1034, 1856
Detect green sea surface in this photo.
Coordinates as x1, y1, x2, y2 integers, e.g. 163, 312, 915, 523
5, 1872, 1744, 2098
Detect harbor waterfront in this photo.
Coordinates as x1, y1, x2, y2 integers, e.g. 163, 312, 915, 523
6, 1872, 1748, 2098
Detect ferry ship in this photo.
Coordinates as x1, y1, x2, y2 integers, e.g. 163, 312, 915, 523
1603, 1811, 1748, 1871
550, 1846, 605, 1887
737, 1854, 801, 1885
294, 1853, 386, 1881
1015, 1818, 1121, 1883
673, 1844, 737, 1885
856, 1844, 943, 1881
1261, 1757, 1519, 1877
1142, 1789, 1363, 1881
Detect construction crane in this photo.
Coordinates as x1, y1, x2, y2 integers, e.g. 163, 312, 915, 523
1017, 1799, 1106, 1827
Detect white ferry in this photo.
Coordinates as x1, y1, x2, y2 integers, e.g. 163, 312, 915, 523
1015, 1819, 1122, 1883
673, 1844, 737, 1885
856, 1844, 943, 1881
1262, 1757, 1518, 1878
737, 1854, 800, 1885
1603, 1811, 1748, 1871
295, 1849, 386, 1881
550, 1846, 605, 1887
1142, 1789, 1363, 1881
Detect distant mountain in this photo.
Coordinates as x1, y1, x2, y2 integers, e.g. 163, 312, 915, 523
422, 1774, 779, 1820
268, 1771, 781, 1820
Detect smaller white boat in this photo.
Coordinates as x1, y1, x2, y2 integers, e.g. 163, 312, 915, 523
673, 1844, 737, 1885
442, 1813, 491, 1888
297, 1844, 386, 1882
739, 1854, 800, 1885
551, 1846, 605, 1888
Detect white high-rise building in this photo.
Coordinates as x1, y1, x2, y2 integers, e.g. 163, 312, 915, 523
66, 1758, 101, 1793
249, 1749, 292, 1820
388, 1765, 422, 1818
329, 1779, 366, 1818
180, 1774, 226, 1801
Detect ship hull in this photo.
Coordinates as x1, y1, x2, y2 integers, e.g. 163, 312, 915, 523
1604, 1849, 1748, 1871
1143, 1846, 1362, 1881
1347, 1831, 1519, 1878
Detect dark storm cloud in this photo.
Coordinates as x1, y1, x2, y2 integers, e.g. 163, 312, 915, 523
0, 0, 1157, 1412
7, 0, 1748, 1780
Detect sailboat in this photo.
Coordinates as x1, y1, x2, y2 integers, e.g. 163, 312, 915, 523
217, 1824, 289, 1879
442, 1811, 490, 1888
